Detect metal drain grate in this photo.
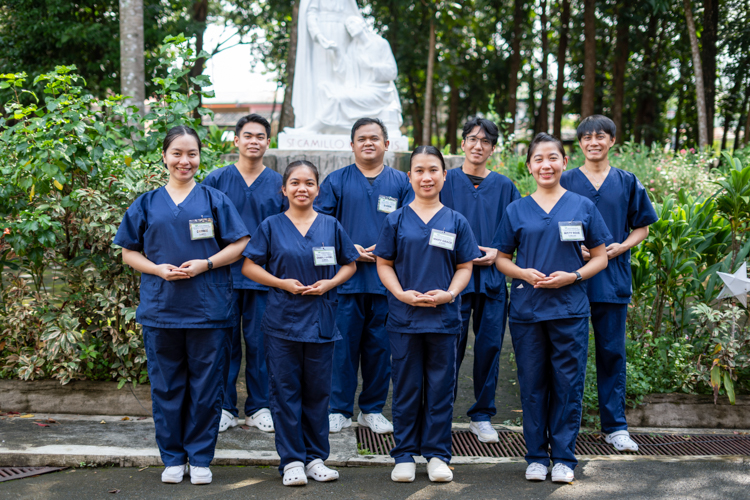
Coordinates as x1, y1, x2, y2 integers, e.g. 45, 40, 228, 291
357, 428, 750, 457
0, 467, 66, 483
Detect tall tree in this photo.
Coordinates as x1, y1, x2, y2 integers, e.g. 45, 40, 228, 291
581, 0, 596, 118
422, 16, 436, 145
611, 3, 629, 143
553, 0, 570, 138
702, 0, 719, 140
537, 0, 549, 134
683, 0, 710, 147
279, 0, 299, 132
507, 0, 526, 136
119, 0, 145, 117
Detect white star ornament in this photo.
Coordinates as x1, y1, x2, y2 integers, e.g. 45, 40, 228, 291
716, 262, 750, 307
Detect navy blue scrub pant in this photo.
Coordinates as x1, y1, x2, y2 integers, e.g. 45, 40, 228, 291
329, 293, 390, 418
510, 317, 588, 469
389, 332, 457, 464
591, 302, 629, 434
265, 335, 334, 475
223, 290, 269, 417
455, 292, 507, 421
143, 326, 231, 467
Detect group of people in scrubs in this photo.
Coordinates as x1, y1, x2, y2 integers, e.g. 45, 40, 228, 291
113, 111, 656, 486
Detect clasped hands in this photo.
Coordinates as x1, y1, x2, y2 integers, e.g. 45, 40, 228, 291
279, 278, 335, 296
397, 289, 452, 308
155, 260, 209, 281
520, 269, 577, 289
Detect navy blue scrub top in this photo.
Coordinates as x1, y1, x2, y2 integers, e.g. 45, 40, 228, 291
491, 191, 612, 324
314, 164, 413, 295
113, 184, 250, 329
561, 167, 658, 303
202, 164, 287, 291
441, 168, 521, 299
242, 213, 360, 343
374, 205, 481, 335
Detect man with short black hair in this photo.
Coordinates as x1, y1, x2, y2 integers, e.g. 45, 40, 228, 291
316, 117, 412, 435
441, 117, 520, 443
203, 113, 286, 434
561, 114, 658, 452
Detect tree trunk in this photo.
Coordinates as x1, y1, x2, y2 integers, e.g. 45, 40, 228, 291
507, 0, 525, 137
422, 17, 436, 145
528, 53, 537, 135
722, 70, 745, 150
553, 0, 570, 138
684, 0, 709, 148
702, 0, 718, 142
408, 78, 423, 146
612, 3, 629, 143
633, 15, 657, 144
119, 0, 145, 118
279, 0, 299, 132
446, 79, 459, 154
537, 0, 549, 134
736, 84, 750, 149
189, 0, 209, 119
581, 0, 596, 118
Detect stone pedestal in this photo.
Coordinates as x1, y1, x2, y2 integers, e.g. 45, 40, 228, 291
277, 132, 410, 153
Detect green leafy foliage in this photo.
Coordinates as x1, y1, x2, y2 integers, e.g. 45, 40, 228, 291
0, 36, 226, 386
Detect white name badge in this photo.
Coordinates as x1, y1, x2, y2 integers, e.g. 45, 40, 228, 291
313, 246, 337, 266
558, 221, 585, 242
189, 218, 215, 240
429, 229, 457, 250
377, 195, 398, 213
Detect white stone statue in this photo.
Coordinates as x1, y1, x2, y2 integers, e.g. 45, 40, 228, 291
282, 2, 408, 151
288, 16, 403, 136
292, 0, 361, 128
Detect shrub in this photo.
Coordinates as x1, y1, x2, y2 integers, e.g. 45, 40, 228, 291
0, 35, 225, 387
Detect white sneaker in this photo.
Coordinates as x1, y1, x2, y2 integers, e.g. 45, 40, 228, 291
605, 430, 639, 452
427, 457, 453, 482
551, 463, 575, 483
305, 459, 339, 482
469, 420, 499, 443
525, 462, 548, 481
391, 462, 416, 482
283, 461, 307, 486
161, 464, 187, 483
218, 409, 238, 433
189, 465, 212, 485
329, 413, 352, 433
247, 408, 274, 432
357, 412, 394, 434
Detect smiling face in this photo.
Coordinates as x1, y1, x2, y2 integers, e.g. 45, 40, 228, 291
282, 166, 319, 209
234, 121, 270, 161
461, 125, 495, 166
527, 141, 568, 189
352, 123, 388, 166
163, 134, 201, 183
578, 130, 615, 163
408, 153, 446, 200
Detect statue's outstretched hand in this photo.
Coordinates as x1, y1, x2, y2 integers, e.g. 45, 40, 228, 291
315, 34, 337, 50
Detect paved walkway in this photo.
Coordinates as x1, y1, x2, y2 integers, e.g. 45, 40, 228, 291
2, 460, 749, 499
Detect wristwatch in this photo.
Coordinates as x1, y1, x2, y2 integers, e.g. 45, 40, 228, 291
206, 258, 214, 270
574, 271, 582, 282
447, 290, 456, 303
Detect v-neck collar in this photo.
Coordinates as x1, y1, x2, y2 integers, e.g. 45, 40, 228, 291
232, 164, 267, 192
352, 164, 385, 194
406, 204, 448, 227
458, 168, 494, 195
527, 190, 570, 219
161, 184, 198, 217
576, 166, 612, 195
283, 212, 321, 241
